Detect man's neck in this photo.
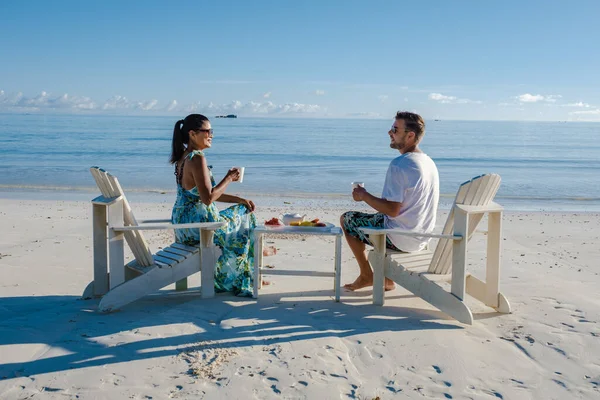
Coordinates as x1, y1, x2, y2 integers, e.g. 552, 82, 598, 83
400, 145, 421, 154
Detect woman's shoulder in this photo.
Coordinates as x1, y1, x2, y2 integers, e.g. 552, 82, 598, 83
187, 150, 205, 160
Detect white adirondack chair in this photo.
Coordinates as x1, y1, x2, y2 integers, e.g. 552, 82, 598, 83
360, 174, 511, 325
83, 167, 225, 312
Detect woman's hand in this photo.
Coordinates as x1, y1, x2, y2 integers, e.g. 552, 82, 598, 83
225, 168, 241, 182
240, 198, 256, 212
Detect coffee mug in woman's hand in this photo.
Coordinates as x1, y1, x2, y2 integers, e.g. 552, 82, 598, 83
232, 166, 245, 183
227, 168, 241, 182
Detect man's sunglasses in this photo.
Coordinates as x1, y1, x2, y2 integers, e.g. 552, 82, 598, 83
390, 125, 412, 134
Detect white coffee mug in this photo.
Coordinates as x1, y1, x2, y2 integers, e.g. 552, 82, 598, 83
233, 167, 245, 183
352, 182, 365, 189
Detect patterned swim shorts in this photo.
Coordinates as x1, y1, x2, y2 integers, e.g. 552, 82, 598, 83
341, 211, 403, 251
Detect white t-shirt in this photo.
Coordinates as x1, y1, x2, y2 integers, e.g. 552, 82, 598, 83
381, 152, 439, 252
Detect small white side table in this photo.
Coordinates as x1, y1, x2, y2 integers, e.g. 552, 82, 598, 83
253, 225, 343, 301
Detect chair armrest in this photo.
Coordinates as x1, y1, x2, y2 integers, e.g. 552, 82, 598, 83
358, 227, 463, 240
112, 221, 226, 232
454, 202, 503, 214
138, 219, 172, 224
91, 195, 123, 206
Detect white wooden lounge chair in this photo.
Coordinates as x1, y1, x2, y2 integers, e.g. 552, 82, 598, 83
82, 167, 225, 312
360, 174, 511, 325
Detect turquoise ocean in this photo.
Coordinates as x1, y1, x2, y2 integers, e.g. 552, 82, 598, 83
1, 113, 599, 211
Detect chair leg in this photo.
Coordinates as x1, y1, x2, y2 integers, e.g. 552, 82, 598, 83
200, 229, 218, 299
253, 232, 263, 298
451, 208, 468, 300
107, 200, 125, 289
92, 204, 109, 296
485, 211, 502, 307
369, 233, 387, 306
334, 234, 342, 302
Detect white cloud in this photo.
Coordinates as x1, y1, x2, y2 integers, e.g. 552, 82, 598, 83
429, 93, 456, 103
166, 100, 178, 112
314, 90, 325, 96
429, 93, 481, 104
185, 100, 324, 115
0, 89, 321, 116
564, 102, 591, 108
378, 95, 388, 103
263, 92, 271, 98
102, 95, 131, 110
0, 90, 96, 110
516, 93, 562, 103
346, 111, 382, 118
570, 109, 600, 115
101, 96, 159, 111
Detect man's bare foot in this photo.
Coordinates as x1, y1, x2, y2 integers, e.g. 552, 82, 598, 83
385, 278, 396, 291
343, 276, 396, 291
262, 246, 277, 257
343, 275, 373, 291
261, 280, 272, 286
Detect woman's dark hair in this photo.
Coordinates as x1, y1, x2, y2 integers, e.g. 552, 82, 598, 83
170, 114, 209, 164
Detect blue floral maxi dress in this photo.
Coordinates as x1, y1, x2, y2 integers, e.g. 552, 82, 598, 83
171, 150, 256, 296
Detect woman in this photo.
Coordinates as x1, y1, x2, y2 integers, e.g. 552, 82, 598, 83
170, 114, 257, 296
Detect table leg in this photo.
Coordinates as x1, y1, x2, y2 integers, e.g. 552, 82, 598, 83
334, 234, 342, 302
253, 232, 263, 298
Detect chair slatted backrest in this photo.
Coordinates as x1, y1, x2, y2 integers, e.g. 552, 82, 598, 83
428, 174, 501, 275
90, 167, 154, 267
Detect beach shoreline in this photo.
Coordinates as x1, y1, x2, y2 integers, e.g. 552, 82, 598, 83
1, 198, 599, 399
2, 187, 600, 213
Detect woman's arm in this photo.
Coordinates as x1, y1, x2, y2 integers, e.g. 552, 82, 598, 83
189, 155, 239, 206
216, 193, 256, 212
216, 193, 242, 203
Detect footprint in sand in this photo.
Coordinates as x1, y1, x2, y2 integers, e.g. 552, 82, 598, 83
385, 380, 402, 393
270, 384, 281, 394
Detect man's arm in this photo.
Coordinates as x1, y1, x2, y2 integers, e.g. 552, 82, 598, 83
354, 187, 402, 217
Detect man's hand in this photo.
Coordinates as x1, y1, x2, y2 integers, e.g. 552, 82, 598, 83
352, 186, 368, 202
240, 198, 256, 212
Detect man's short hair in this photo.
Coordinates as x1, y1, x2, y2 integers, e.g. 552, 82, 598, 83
395, 111, 425, 142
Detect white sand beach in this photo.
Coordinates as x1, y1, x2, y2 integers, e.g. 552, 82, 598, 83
0, 198, 599, 399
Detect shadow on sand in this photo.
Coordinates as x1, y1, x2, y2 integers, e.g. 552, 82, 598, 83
0, 288, 461, 380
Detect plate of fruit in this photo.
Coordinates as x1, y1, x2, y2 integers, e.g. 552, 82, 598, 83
264, 217, 285, 229
289, 218, 332, 229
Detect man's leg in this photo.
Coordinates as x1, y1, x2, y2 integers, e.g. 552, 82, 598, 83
340, 212, 395, 291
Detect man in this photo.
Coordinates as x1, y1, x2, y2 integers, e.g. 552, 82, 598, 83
341, 111, 439, 291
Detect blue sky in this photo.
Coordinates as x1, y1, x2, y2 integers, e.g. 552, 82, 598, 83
1, 0, 599, 120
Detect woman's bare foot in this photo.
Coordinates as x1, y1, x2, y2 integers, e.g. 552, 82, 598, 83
261, 280, 272, 286
262, 246, 277, 257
